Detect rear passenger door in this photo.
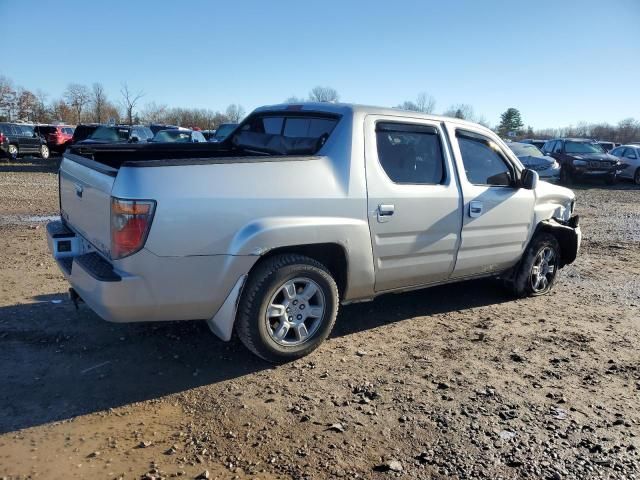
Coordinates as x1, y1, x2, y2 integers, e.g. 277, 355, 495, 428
365, 115, 462, 292
447, 125, 535, 278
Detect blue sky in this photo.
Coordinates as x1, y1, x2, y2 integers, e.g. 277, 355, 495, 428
1, 0, 639, 128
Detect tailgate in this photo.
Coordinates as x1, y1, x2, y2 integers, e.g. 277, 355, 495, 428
59, 153, 117, 256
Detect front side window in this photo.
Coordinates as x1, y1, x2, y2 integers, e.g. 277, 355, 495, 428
376, 122, 445, 184
610, 147, 623, 157
457, 131, 514, 186
90, 126, 131, 141
553, 141, 563, 153
625, 148, 638, 159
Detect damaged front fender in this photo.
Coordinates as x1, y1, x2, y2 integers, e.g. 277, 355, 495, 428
537, 215, 581, 267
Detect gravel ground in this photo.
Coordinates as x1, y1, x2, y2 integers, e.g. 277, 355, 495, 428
0, 157, 638, 479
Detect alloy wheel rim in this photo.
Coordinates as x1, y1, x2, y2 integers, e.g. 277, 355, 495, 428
265, 277, 325, 346
41, 146, 49, 158
530, 246, 557, 293
8, 145, 17, 156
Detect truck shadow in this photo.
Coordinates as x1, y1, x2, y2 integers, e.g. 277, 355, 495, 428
0, 279, 509, 434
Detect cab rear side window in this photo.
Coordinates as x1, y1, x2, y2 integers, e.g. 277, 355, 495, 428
375, 122, 445, 185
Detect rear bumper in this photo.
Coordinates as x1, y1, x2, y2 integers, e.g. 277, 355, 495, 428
47, 220, 257, 323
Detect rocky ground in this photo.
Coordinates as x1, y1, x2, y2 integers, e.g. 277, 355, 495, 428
0, 157, 638, 479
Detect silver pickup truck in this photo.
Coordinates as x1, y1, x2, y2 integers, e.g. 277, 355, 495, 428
47, 103, 580, 362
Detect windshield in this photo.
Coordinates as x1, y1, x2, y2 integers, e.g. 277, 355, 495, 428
565, 141, 604, 154
89, 126, 131, 142
153, 130, 192, 142
214, 124, 237, 140
509, 143, 545, 158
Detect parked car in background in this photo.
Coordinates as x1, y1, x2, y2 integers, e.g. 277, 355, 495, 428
149, 124, 186, 135
209, 123, 238, 142
610, 145, 640, 184
151, 129, 207, 143
47, 103, 580, 362
0, 122, 50, 159
79, 125, 154, 145
519, 138, 547, 150
508, 142, 560, 181
201, 129, 216, 141
597, 141, 620, 152
71, 124, 101, 145
35, 125, 75, 153
541, 138, 621, 185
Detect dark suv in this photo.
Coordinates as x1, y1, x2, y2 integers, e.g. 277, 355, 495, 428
541, 138, 621, 185
0, 123, 50, 160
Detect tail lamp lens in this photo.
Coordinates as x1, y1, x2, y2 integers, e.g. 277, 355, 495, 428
110, 198, 156, 259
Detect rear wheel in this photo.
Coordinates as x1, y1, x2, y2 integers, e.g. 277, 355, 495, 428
506, 233, 560, 298
634, 168, 640, 186
7, 144, 18, 160
236, 254, 339, 363
39, 144, 50, 160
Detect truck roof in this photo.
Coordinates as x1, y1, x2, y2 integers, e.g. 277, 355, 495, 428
254, 102, 489, 131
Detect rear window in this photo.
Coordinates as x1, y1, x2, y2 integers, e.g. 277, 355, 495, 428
37, 126, 56, 135
242, 114, 338, 139
234, 113, 339, 155
90, 126, 131, 142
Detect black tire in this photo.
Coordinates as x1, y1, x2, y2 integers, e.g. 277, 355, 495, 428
559, 166, 573, 185
236, 254, 339, 363
506, 233, 561, 298
605, 172, 617, 185
634, 168, 640, 186
39, 144, 50, 160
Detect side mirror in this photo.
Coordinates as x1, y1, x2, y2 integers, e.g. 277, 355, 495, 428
521, 168, 539, 190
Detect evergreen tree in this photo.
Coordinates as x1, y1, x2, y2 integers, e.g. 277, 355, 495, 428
498, 108, 524, 137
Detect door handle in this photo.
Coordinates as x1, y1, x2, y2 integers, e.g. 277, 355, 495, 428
469, 201, 483, 218
377, 204, 395, 223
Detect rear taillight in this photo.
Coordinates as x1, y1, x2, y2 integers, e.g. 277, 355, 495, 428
0, 133, 5, 143
110, 198, 156, 259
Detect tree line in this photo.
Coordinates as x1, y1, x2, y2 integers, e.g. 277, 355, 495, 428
1, 75, 638, 143
0, 75, 245, 130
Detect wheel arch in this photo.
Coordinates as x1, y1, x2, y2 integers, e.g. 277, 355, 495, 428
533, 216, 580, 267
249, 243, 349, 299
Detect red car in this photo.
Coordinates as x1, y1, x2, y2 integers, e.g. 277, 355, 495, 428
34, 125, 75, 153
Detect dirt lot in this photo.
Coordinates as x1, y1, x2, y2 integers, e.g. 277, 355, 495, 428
0, 157, 638, 480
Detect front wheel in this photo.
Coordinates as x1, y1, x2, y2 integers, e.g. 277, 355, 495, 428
559, 167, 573, 185
605, 172, 617, 185
39, 144, 50, 160
236, 254, 339, 363
506, 233, 561, 298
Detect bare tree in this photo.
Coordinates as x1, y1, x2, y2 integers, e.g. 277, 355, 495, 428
225, 104, 245, 123
141, 102, 168, 123
16, 89, 38, 121
0, 75, 17, 121
34, 90, 50, 123
308, 86, 339, 103
415, 92, 436, 113
64, 83, 91, 124
443, 103, 476, 121
285, 95, 304, 103
120, 83, 144, 125
91, 83, 108, 123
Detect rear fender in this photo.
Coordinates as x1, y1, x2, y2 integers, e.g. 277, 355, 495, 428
229, 216, 375, 301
